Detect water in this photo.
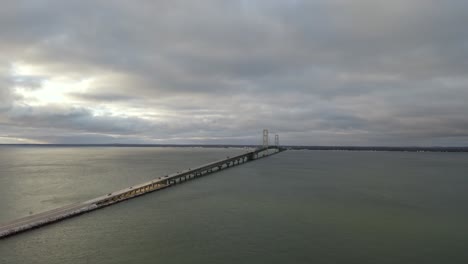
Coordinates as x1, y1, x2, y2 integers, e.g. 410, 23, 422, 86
0, 147, 467, 263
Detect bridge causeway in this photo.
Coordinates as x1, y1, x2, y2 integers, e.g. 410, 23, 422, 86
0, 146, 285, 239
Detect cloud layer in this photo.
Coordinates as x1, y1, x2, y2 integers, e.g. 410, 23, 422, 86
1, 0, 468, 145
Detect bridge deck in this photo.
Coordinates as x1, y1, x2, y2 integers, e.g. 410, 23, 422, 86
0, 147, 284, 239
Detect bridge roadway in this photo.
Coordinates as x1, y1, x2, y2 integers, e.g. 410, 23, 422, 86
0, 147, 284, 239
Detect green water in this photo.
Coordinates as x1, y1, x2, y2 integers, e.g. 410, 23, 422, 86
0, 147, 467, 263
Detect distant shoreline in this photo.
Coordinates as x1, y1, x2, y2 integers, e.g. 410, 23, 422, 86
1, 144, 468, 152
283, 146, 468, 153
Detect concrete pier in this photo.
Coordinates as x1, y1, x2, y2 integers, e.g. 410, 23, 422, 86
0, 146, 285, 239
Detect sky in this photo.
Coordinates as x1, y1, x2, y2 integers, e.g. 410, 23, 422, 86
1, 0, 468, 146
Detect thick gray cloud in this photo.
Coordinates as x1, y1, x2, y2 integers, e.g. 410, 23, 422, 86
0, 0, 468, 145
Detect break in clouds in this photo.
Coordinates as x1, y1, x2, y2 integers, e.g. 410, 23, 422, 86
1, 0, 468, 146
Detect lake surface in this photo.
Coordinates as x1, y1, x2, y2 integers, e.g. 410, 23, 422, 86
0, 147, 467, 263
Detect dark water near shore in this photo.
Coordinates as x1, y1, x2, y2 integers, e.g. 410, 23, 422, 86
0, 147, 467, 263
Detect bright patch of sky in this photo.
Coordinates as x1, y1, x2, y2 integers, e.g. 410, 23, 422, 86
11, 62, 92, 105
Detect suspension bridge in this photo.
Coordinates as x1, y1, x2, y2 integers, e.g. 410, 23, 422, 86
0, 130, 284, 239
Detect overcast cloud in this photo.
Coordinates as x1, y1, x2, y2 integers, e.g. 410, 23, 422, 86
1, 0, 468, 145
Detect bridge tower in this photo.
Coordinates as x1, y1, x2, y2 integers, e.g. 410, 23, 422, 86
263, 129, 269, 148
275, 134, 279, 147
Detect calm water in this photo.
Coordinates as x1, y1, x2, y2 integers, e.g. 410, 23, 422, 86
0, 147, 467, 264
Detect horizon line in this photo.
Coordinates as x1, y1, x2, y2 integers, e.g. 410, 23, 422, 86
1, 143, 468, 149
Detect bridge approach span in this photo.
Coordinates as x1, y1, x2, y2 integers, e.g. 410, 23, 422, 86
0, 146, 285, 239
